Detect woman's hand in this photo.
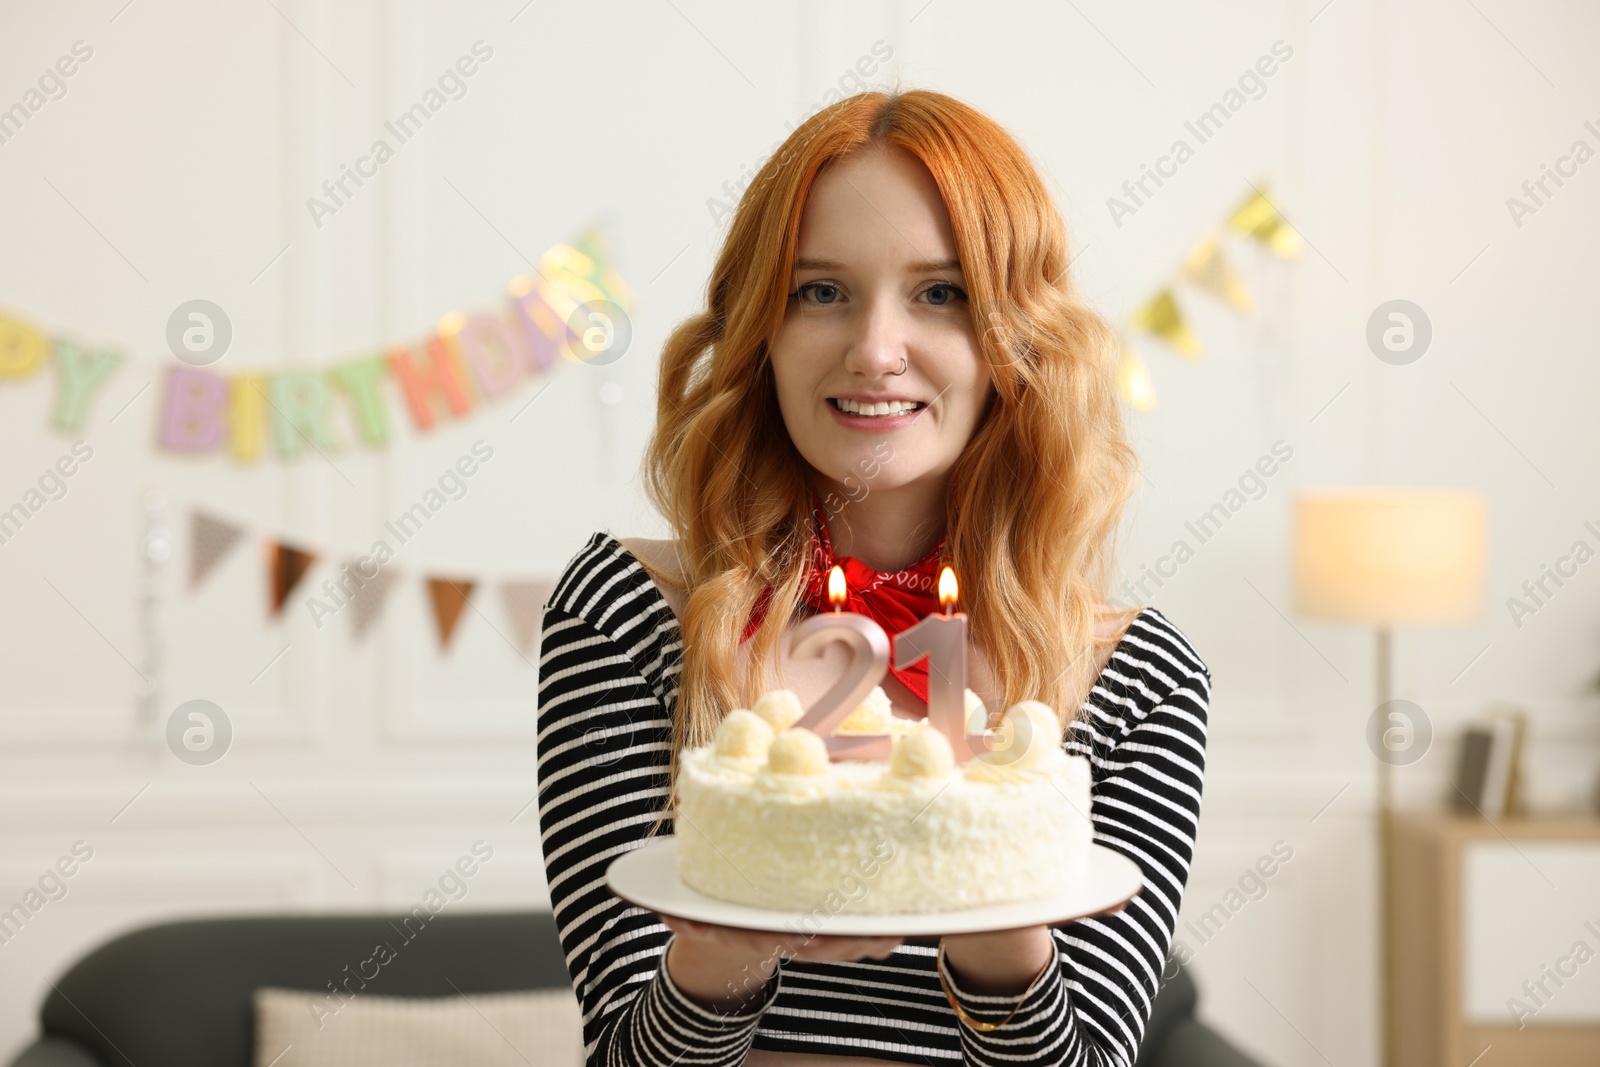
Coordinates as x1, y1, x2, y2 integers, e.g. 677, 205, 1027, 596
940, 925, 1055, 995
662, 915, 902, 1013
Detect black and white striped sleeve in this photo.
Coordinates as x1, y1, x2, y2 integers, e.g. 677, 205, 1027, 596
946, 608, 1211, 1067
538, 565, 780, 1067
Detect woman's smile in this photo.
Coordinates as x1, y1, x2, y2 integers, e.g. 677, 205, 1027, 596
825, 393, 932, 432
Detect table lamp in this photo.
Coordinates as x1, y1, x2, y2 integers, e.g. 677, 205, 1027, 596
1291, 487, 1488, 1067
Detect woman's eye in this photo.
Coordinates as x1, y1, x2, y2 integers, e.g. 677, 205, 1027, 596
922, 283, 967, 306
793, 282, 841, 304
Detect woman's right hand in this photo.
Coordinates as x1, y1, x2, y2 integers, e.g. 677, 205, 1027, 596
662, 915, 903, 1014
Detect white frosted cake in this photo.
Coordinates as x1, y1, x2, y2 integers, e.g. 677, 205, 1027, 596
675, 687, 1093, 914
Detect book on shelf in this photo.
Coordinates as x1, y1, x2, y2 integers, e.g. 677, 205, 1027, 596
1450, 705, 1527, 818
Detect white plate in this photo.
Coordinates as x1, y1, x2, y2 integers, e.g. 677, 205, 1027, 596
606, 837, 1143, 936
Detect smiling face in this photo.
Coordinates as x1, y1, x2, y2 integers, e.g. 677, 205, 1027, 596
770, 145, 994, 517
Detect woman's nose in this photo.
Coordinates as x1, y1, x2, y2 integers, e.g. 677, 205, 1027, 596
842, 300, 910, 379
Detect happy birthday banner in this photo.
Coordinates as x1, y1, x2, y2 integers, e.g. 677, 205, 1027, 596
0, 225, 633, 462
1116, 184, 1301, 411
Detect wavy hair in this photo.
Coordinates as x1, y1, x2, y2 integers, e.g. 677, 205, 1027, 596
638, 89, 1139, 819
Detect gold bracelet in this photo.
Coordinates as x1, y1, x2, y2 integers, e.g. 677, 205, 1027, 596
935, 938, 1053, 1032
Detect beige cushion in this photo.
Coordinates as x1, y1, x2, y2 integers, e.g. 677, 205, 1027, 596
253, 986, 584, 1067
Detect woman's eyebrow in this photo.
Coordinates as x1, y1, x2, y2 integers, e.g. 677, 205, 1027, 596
793, 256, 963, 273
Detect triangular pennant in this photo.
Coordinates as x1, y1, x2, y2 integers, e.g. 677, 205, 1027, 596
426, 577, 475, 650
1180, 232, 1254, 313
501, 577, 557, 655
1117, 342, 1156, 411
267, 540, 318, 617
347, 566, 401, 642
1131, 289, 1201, 360
1227, 187, 1302, 258
190, 511, 245, 589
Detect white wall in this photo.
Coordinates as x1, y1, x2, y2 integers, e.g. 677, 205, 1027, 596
1, 1, 1597, 1064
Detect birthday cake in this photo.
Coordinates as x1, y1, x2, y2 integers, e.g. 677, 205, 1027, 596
674, 687, 1094, 914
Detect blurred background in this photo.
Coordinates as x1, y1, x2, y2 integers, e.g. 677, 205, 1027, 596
1, 2, 1598, 1065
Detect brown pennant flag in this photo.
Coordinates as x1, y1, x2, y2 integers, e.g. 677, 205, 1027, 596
427, 577, 475, 651
266, 540, 318, 617
501, 577, 557, 656
346, 566, 401, 642
189, 511, 245, 590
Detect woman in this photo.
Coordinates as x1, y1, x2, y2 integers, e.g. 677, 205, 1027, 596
538, 89, 1210, 1067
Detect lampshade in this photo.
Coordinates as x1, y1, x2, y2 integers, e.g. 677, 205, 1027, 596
1292, 488, 1488, 625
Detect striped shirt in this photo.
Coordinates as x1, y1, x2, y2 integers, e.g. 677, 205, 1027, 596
537, 531, 1211, 1067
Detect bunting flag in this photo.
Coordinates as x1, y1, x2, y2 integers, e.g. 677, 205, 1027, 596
501, 577, 556, 655
1116, 180, 1299, 410
1116, 343, 1156, 412
187, 505, 558, 656
267, 541, 318, 616
1227, 188, 1303, 258
426, 577, 475, 650
346, 566, 401, 642
0, 224, 631, 463
1131, 289, 1202, 360
1180, 232, 1253, 313
189, 511, 245, 589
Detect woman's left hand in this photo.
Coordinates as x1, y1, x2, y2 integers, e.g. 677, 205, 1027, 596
940, 925, 1055, 995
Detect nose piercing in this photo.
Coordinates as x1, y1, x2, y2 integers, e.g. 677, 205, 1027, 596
890, 357, 907, 376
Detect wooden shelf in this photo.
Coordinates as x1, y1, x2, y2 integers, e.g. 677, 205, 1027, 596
1388, 811, 1600, 1067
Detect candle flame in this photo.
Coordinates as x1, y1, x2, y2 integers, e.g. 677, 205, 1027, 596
938, 566, 957, 612
828, 565, 846, 610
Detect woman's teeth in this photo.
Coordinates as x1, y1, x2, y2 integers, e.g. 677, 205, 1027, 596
831, 398, 923, 417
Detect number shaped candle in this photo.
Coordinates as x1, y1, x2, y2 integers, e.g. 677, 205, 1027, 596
789, 565, 893, 760
894, 566, 989, 760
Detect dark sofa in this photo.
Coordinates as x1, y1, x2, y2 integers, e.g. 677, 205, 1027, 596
8, 912, 1264, 1066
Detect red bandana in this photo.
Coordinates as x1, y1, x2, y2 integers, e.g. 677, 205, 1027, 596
740, 500, 948, 703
